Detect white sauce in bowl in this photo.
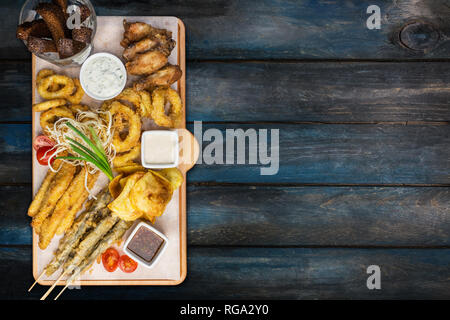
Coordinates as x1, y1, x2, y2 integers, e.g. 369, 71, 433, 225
80, 53, 126, 100
141, 130, 179, 168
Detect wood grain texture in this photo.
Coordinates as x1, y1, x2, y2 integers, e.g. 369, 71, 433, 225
2, 246, 449, 299
187, 123, 450, 184
187, 61, 450, 122
187, 185, 450, 246
2, 185, 449, 246
1, 123, 448, 184
4, 61, 450, 123
0, 186, 31, 245
5, 0, 450, 60
0, 124, 31, 184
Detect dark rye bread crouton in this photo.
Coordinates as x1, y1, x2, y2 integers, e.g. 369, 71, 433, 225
27, 36, 57, 54
52, 0, 68, 12
79, 5, 91, 22
16, 20, 51, 41
56, 38, 86, 59
72, 27, 93, 43
36, 3, 66, 43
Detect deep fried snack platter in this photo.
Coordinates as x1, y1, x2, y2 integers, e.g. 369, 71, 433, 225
32, 17, 195, 286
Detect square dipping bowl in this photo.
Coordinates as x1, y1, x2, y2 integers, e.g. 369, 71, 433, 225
141, 130, 179, 169
123, 221, 169, 269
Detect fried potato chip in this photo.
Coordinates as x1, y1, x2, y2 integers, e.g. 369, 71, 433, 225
108, 172, 145, 221
129, 171, 173, 217
108, 174, 123, 199
114, 163, 146, 175
153, 168, 184, 190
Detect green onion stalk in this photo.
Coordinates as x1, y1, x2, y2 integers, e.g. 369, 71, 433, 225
56, 122, 114, 181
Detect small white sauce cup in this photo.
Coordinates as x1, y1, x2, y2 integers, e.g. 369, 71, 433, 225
80, 52, 127, 101
141, 130, 179, 169
123, 221, 169, 269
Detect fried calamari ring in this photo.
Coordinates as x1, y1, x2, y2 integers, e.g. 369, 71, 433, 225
67, 79, 84, 104
106, 88, 152, 118
151, 88, 183, 128
138, 90, 152, 117
101, 99, 114, 111
113, 144, 141, 168
40, 106, 74, 135
36, 69, 59, 92
38, 75, 75, 100
70, 104, 90, 115
70, 105, 91, 122
115, 88, 141, 108
33, 98, 67, 112
36, 69, 54, 84
110, 102, 141, 153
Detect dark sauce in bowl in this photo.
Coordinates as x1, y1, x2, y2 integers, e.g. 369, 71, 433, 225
126, 226, 165, 263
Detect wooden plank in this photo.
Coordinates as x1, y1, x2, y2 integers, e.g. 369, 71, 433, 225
187, 123, 450, 184
187, 185, 450, 246
188, 61, 450, 122
0, 124, 30, 184
1, 123, 448, 184
2, 246, 449, 299
0, 186, 31, 245
5, 0, 450, 60
0, 62, 31, 122
3, 61, 450, 123
2, 185, 449, 246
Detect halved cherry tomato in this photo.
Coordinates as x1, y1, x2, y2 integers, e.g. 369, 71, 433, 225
36, 146, 56, 166
102, 248, 120, 272
33, 135, 55, 151
119, 255, 138, 273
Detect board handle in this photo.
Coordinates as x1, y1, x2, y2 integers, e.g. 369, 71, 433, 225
177, 129, 199, 173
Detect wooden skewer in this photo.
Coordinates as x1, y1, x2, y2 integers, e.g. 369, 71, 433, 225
28, 270, 46, 292
40, 270, 68, 300
54, 282, 71, 300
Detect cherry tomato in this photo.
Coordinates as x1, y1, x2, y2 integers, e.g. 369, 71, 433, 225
102, 248, 120, 272
33, 135, 55, 151
36, 146, 56, 166
119, 255, 138, 273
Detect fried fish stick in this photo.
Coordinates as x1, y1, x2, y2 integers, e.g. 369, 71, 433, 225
31, 162, 76, 233
27, 161, 60, 217
38, 169, 99, 249
64, 219, 132, 285
45, 192, 111, 276
63, 214, 119, 274
55, 171, 100, 235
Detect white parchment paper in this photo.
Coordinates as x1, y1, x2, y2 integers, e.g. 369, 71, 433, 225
34, 16, 182, 282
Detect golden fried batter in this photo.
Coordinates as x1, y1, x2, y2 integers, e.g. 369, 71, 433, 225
31, 162, 77, 233
133, 64, 182, 91
125, 50, 167, 75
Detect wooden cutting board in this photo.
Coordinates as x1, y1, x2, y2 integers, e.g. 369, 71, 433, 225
32, 16, 198, 286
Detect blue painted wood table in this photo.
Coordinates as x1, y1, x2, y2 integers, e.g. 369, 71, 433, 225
0, 0, 449, 299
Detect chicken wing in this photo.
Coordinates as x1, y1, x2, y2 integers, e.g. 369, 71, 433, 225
125, 50, 168, 75
121, 19, 172, 47
123, 35, 175, 60
134, 64, 182, 91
